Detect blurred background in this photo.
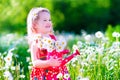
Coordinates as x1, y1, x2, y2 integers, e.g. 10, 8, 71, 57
0, 0, 120, 35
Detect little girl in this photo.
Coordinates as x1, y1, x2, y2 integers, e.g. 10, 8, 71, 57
27, 7, 80, 80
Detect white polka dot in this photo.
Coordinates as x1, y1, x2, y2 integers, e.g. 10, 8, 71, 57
51, 75, 53, 77
52, 78, 54, 80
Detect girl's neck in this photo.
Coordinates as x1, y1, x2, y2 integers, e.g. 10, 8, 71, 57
33, 32, 54, 37
37, 33, 50, 37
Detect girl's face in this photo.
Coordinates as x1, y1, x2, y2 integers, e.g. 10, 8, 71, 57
34, 11, 52, 34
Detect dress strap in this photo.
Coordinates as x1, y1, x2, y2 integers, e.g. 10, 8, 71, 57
49, 34, 56, 40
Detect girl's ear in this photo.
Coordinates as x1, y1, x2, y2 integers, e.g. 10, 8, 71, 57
31, 22, 37, 33
32, 21, 37, 27
31, 27, 36, 33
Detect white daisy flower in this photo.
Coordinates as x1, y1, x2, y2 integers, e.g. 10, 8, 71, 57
4, 55, 12, 63
35, 34, 67, 52
95, 31, 104, 38
77, 41, 83, 48
55, 41, 64, 52
84, 35, 91, 42
76, 76, 82, 80
112, 32, 120, 38
42, 37, 55, 52
72, 45, 79, 53
55, 37, 67, 52
57, 72, 63, 79
4, 70, 13, 80
19, 74, 25, 78
26, 57, 31, 62
28, 66, 32, 69
10, 66, 16, 70
64, 73, 70, 79
85, 47, 95, 54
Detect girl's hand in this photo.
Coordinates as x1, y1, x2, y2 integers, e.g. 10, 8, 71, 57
49, 57, 62, 67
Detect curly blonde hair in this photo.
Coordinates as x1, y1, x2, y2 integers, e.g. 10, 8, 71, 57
27, 7, 50, 36
26, 7, 52, 45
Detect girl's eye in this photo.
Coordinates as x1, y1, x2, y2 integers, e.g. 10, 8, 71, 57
43, 20, 47, 21
43, 19, 51, 21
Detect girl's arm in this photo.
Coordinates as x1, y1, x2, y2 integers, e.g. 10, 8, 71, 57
30, 43, 61, 68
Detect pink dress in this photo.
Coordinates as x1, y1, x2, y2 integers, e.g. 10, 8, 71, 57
30, 34, 80, 80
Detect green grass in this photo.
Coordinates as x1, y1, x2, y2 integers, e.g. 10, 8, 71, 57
0, 31, 120, 80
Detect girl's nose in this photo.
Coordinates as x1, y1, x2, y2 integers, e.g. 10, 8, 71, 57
47, 21, 52, 26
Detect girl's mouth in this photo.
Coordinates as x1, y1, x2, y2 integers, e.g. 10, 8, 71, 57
46, 26, 50, 28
